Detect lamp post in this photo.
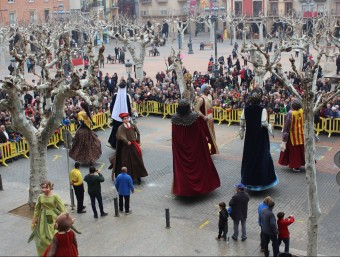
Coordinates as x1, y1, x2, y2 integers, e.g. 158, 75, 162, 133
210, 0, 219, 78
187, 0, 194, 54
125, 59, 133, 93
305, 0, 313, 57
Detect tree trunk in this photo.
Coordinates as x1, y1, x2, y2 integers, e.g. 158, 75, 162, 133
233, 26, 237, 45
254, 71, 265, 86
135, 63, 144, 81
304, 97, 322, 257
209, 23, 214, 44
28, 140, 48, 207
259, 23, 264, 43
180, 31, 185, 50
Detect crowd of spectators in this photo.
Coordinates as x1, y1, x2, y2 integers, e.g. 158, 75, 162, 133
1, 50, 340, 155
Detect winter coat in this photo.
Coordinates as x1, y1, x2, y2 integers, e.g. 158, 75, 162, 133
277, 216, 295, 239
260, 208, 278, 236
228, 191, 249, 221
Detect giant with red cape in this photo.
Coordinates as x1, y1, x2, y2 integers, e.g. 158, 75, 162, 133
171, 99, 220, 196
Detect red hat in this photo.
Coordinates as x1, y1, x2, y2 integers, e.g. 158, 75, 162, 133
119, 113, 129, 119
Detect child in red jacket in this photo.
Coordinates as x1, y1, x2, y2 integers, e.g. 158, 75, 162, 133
277, 212, 295, 253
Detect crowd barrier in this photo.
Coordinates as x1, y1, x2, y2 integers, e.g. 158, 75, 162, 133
1, 103, 339, 167
134, 101, 340, 137
0, 112, 109, 167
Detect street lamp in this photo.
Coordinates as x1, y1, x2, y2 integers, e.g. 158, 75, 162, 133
209, 0, 220, 78
187, 0, 194, 54
125, 59, 133, 92
305, 0, 314, 57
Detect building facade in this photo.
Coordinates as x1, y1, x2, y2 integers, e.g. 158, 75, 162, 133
0, 0, 70, 25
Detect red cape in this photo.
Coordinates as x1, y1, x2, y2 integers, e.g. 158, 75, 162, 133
172, 120, 220, 196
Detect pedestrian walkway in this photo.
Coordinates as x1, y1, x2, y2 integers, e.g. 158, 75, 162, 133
0, 181, 309, 256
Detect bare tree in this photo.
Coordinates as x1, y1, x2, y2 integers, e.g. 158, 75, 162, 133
0, 22, 102, 206
248, 15, 339, 256
109, 17, 159, 80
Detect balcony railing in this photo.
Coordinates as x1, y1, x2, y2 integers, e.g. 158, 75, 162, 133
140, 0, 152, 4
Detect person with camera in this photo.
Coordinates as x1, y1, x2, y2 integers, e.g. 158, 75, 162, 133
84, 166, 108, 219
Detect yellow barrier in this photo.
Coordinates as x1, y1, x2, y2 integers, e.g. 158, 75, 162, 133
323, 118, 340, 137
133, 102, 145, 117
91, 112, 106, 131
0, 140, 29, 167
226, 108, 242, 126
145, 101, 163, 116
314, 118, 325, 136
162, 103, 178, 119
213, 107, 225, 125
47, 132, 60, 149
1, 101, 340, 168
270, 113, 285, 129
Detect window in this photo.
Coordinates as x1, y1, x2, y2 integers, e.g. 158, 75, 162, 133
8, 0, 15, 3
337, 3, 340, 15
44, 9, 50, 22
253, 1, 262, 16
160, 10, 168, 15
285, 2, 292, 15
270, 2, 278, 16
317, 4, 324, 13
28, 0, 35, 2
9, 12, 15, 24
235, 1, 242, 16
30, 10, 36, 23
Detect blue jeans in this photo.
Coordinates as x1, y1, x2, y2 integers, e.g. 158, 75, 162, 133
278, 237, 290, 253
233, 219, 246, 239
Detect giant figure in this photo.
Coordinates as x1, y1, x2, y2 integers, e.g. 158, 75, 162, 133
108, 80, 132, 149
172, 99, 220, 196
239, 89, 279, 191
194, 84, 219, 154
278, 98, 305, 171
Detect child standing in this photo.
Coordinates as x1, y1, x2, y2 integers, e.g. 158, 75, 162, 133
216, 202, 228, 241
277, 212, 295, 253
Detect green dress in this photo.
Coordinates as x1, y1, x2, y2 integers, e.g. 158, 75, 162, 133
28, 194, 66, 256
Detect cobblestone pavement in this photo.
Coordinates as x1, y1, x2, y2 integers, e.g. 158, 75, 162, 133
1, 116, 339, 256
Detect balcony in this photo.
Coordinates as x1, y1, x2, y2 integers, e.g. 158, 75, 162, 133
140, 0, 152, 4
157, 0, 168, 2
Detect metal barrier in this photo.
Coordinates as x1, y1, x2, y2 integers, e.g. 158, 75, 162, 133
0, 140, 29, 167
91, 112, 106, 131
323, 118, 340, 137
314, 118, 325, 136
213, 107, 226, 125
47, 132, 60, 149
1, 102, 339, 168
162, 103, 178, 119
145, 101, 163, 117
225, 108, 242, 126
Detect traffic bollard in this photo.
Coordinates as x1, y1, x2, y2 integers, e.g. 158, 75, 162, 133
70, 187, 75, 210
114, 197, 120, 217
165, 208, 171, 229
0, 174, 3, 191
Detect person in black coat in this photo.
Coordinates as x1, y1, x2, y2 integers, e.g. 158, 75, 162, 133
260, 199, 279, 257
229, 183, 250, 241
336, 55, 340, 75
216, 202, 229, 241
